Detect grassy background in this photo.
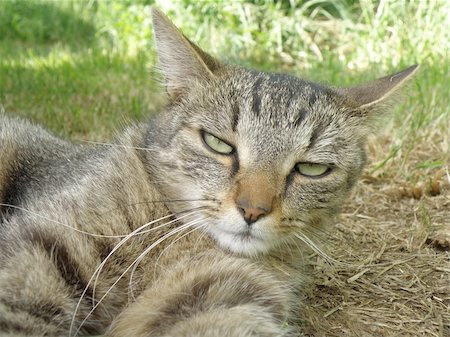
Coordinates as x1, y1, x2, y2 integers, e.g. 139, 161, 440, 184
0, 0, 449, 177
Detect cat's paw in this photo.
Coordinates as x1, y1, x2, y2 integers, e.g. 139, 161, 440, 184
164, 305, 293, 337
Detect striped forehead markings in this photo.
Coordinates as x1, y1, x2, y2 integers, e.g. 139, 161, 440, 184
231, 100, 240, 132
293, 108, 308, 127
251, 77, 263, 116
293, 90, 320, 128
308, 92, 318, 107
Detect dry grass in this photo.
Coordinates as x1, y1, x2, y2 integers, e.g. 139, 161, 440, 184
301, 136, 450, 336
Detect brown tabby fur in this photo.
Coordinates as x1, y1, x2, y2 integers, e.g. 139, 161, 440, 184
0, 8, 417, 337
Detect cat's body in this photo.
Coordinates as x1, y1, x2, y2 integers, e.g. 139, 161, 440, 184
0, 115, 300, 336
0, 8, 417, 337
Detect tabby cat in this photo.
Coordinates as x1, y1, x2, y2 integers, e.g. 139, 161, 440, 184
0, 8, 417, 337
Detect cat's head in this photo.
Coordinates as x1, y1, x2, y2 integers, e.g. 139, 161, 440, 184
145, 8, 417, 256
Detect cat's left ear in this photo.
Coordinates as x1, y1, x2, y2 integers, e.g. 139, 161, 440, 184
151, 8, 222, 99
338, 64, 419, 109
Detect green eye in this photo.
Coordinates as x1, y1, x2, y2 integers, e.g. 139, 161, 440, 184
295, 162, 332, 177
202, 131, 234, 154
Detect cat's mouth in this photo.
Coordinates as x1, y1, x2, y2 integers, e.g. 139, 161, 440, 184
210, 225, 273, 256
220, 226, 264, 240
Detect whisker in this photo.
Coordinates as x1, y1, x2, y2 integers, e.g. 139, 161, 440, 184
295, 227, 354, 267
72, 219, 203, 337
128, 219, 209, 300
69, 209, 204, 337
90, 209, 206, 308
149, 221, 210, 281
294, 232, 340, 265
0, 203, 129, 239
136, 209, 210, 236
98, 198, 219, 216
193, 227, 209, 252
0, 202, 214, 238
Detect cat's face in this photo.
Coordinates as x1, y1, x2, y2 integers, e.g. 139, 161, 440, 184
146, 9, 417, 256
147, 69, 368, 256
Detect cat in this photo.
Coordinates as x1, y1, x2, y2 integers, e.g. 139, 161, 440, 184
0, 8, 417, 337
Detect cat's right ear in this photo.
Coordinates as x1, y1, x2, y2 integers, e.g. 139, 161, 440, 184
338, 64, 419, 109
151, 8, 221, 99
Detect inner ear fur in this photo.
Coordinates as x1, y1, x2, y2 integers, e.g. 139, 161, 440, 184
338, 64, 419, 109
151, 7, 222, 99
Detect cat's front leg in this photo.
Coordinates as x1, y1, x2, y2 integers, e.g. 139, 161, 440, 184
107, 251, 295, 337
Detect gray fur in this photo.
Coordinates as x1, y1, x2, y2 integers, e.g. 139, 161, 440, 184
0, 8, 417, 337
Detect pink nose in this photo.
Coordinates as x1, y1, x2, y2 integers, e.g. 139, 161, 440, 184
237, 203, 271, 225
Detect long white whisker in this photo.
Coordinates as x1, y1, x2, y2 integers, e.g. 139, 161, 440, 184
90, 209, 206, 307
151, 221, 210, 281
193, 227, 209, 252
128, 219, 209, 301
127, 218, 206, 296
98, 198, 218, 219
69, 209, 202, 337
72, 219, 203, 337
0, 202, 212, 239
0, 203, 132, 239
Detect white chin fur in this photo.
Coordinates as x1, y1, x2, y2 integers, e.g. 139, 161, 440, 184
209, 228, 272, 256
204, 211, 277, 256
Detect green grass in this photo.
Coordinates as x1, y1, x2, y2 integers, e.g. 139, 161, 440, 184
0, 0, 449, 175
1, 44, 161, 138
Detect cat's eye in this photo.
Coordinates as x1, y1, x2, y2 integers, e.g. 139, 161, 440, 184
202, 131, 234, 155
295, 162, 332, 178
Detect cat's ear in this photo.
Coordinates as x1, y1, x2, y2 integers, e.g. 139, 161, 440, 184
338, 65, 419, 109
151, 8, 222, 99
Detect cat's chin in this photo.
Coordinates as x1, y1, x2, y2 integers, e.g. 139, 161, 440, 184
209, 228, 274, 257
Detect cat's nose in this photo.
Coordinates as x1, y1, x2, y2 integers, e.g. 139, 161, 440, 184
237, 203, 271, 226
234, 171, 277, 226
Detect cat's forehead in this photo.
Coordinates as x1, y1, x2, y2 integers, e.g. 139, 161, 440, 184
238, 69, 328, 100
188, 68, 339, 133
232, 69, 334, 128
204, 69, 343, 164
231, 70, 340, 140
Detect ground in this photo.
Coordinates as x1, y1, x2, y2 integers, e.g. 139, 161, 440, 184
301, 136, 450, 337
